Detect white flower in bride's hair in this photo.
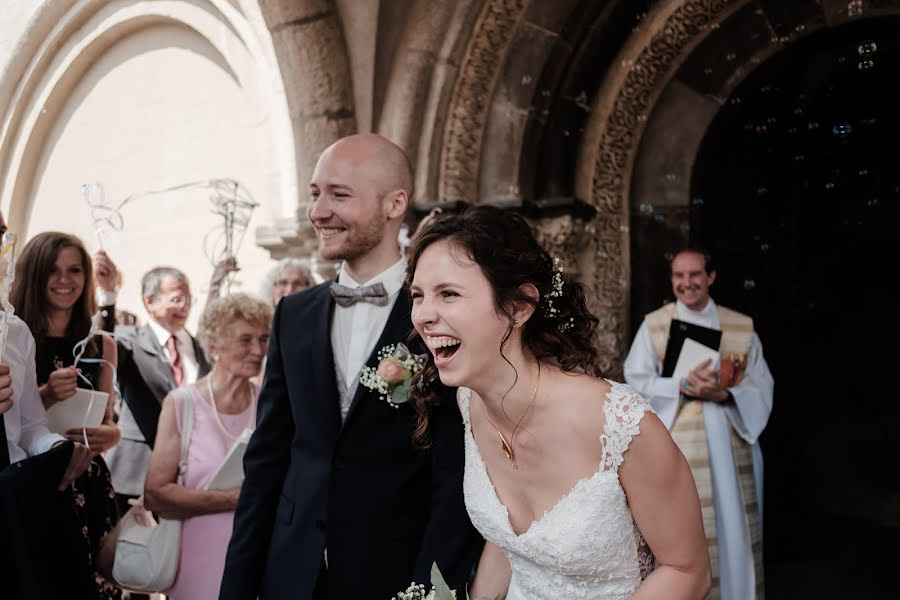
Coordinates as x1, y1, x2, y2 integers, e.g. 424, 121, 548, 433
543, 257, 572, 332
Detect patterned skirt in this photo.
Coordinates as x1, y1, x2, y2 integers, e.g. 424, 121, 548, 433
71, 456, 123, 600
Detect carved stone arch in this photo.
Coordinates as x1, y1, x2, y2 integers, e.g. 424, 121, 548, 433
375, 0, 486, 209
576, 0, 900, 375
437, 0, 529, 205
631, 0, 900, 220
432, 0, 900, 375
573, 0, 746, 376
431, 0, 747, 373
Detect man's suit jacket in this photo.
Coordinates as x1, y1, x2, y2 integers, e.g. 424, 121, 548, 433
107, 324, 210, 496
220, 283, 483, 600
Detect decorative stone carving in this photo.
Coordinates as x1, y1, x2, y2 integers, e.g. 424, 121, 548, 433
530, 214, 586, 274
586, 0, 735, 377
434, 0, 742, 377
438, 0, 527, 203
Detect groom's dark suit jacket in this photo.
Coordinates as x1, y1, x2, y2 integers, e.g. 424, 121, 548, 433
220, 283, 483, 600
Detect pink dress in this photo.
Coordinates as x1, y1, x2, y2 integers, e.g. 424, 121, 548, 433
166, 383, 257, 600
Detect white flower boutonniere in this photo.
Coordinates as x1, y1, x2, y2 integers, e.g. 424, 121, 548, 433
360, 343, 425, 408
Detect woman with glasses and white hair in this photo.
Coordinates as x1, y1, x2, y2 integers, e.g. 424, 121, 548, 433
263, 258, 312, 306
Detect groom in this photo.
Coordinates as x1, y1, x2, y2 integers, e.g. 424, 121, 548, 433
220, 134, 482, 599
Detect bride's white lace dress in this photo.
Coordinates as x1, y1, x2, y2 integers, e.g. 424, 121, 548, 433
460, 382, 657, 599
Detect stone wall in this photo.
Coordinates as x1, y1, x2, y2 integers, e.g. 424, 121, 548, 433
6, 0, 900, 360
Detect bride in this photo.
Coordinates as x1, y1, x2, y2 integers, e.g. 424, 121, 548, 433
408, 206, 710, 600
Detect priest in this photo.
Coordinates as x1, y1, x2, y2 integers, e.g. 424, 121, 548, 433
624, 248, 774, 600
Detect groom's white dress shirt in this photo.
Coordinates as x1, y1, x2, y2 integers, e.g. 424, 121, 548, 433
331, 257, 407, 421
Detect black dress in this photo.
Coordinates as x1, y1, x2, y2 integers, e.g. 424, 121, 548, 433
36, 335, 122, 600
37, 335, 104, 392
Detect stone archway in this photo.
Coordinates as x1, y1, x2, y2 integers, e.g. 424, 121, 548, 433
431, 0, 750, 374
574, 0, 744, 376
0, 0, 298, 237
578, 0, 900, 374
431, 0, 900, 375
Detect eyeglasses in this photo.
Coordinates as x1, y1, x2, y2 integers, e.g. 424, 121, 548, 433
274, 278, 307, 289
156, 292, 192, 307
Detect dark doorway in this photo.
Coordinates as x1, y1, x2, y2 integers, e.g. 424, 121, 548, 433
632, 17, 900, 598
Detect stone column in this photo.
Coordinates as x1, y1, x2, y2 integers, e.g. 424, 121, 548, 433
255, 0, 357, 262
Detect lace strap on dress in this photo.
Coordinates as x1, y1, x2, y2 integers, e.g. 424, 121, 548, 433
600, 382, 654, 473
457, 387, 472, 427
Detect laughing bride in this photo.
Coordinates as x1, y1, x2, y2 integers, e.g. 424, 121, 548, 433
407, 206, 711, 600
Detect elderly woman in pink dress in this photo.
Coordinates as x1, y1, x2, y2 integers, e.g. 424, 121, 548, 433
144, 293, 272, 599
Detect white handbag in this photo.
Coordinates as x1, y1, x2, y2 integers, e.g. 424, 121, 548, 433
112, 389, 194, 592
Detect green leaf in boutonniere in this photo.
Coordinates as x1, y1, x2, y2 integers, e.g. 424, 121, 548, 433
391, 379, 412, 405
360, 343, 425, 408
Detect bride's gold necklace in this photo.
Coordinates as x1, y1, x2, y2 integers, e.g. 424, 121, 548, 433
481, 363, 541, 468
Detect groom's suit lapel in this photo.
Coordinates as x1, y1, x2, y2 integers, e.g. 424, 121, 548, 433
311, 285, 343, 433
341, 289, 412, 431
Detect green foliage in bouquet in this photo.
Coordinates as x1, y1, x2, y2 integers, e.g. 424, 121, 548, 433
429, 562, 456, 599
430, 562, 492, 600
390, 563, 492, 600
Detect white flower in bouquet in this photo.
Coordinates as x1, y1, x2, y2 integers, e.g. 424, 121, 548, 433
391, 582, 431, 600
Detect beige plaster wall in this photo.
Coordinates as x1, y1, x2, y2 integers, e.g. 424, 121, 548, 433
24, 23, 278, 331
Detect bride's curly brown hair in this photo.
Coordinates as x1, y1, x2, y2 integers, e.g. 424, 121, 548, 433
406, 205, 603, 448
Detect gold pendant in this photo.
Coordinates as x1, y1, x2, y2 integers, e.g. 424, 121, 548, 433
496, 429, 515, 463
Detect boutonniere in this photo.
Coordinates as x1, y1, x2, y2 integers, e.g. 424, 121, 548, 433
359, 344, 425, 408
360, 343, 425, 408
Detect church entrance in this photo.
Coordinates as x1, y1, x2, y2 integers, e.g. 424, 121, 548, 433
631, 17, 899, 597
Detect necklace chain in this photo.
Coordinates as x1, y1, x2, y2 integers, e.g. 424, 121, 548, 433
205, 374, 255, 440
480, 363, 541, 468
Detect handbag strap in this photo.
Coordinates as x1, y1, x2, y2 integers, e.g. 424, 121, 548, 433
174, 386, 195, 486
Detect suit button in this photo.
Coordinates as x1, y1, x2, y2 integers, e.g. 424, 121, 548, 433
333, 458, 345, 470
316, 519, 326, 532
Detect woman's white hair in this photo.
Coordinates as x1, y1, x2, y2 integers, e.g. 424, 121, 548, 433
261, 257, 313, 298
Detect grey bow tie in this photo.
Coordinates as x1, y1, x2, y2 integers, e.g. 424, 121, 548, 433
330, 282, 389, 307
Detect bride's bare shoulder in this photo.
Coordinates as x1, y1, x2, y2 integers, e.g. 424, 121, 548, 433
553, 369, 613, 401
547, 371, 614, 430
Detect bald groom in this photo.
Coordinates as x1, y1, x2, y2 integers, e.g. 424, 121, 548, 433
220, 134, 482, 600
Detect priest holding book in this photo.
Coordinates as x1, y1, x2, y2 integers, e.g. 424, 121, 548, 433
624, 247, 774, 600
